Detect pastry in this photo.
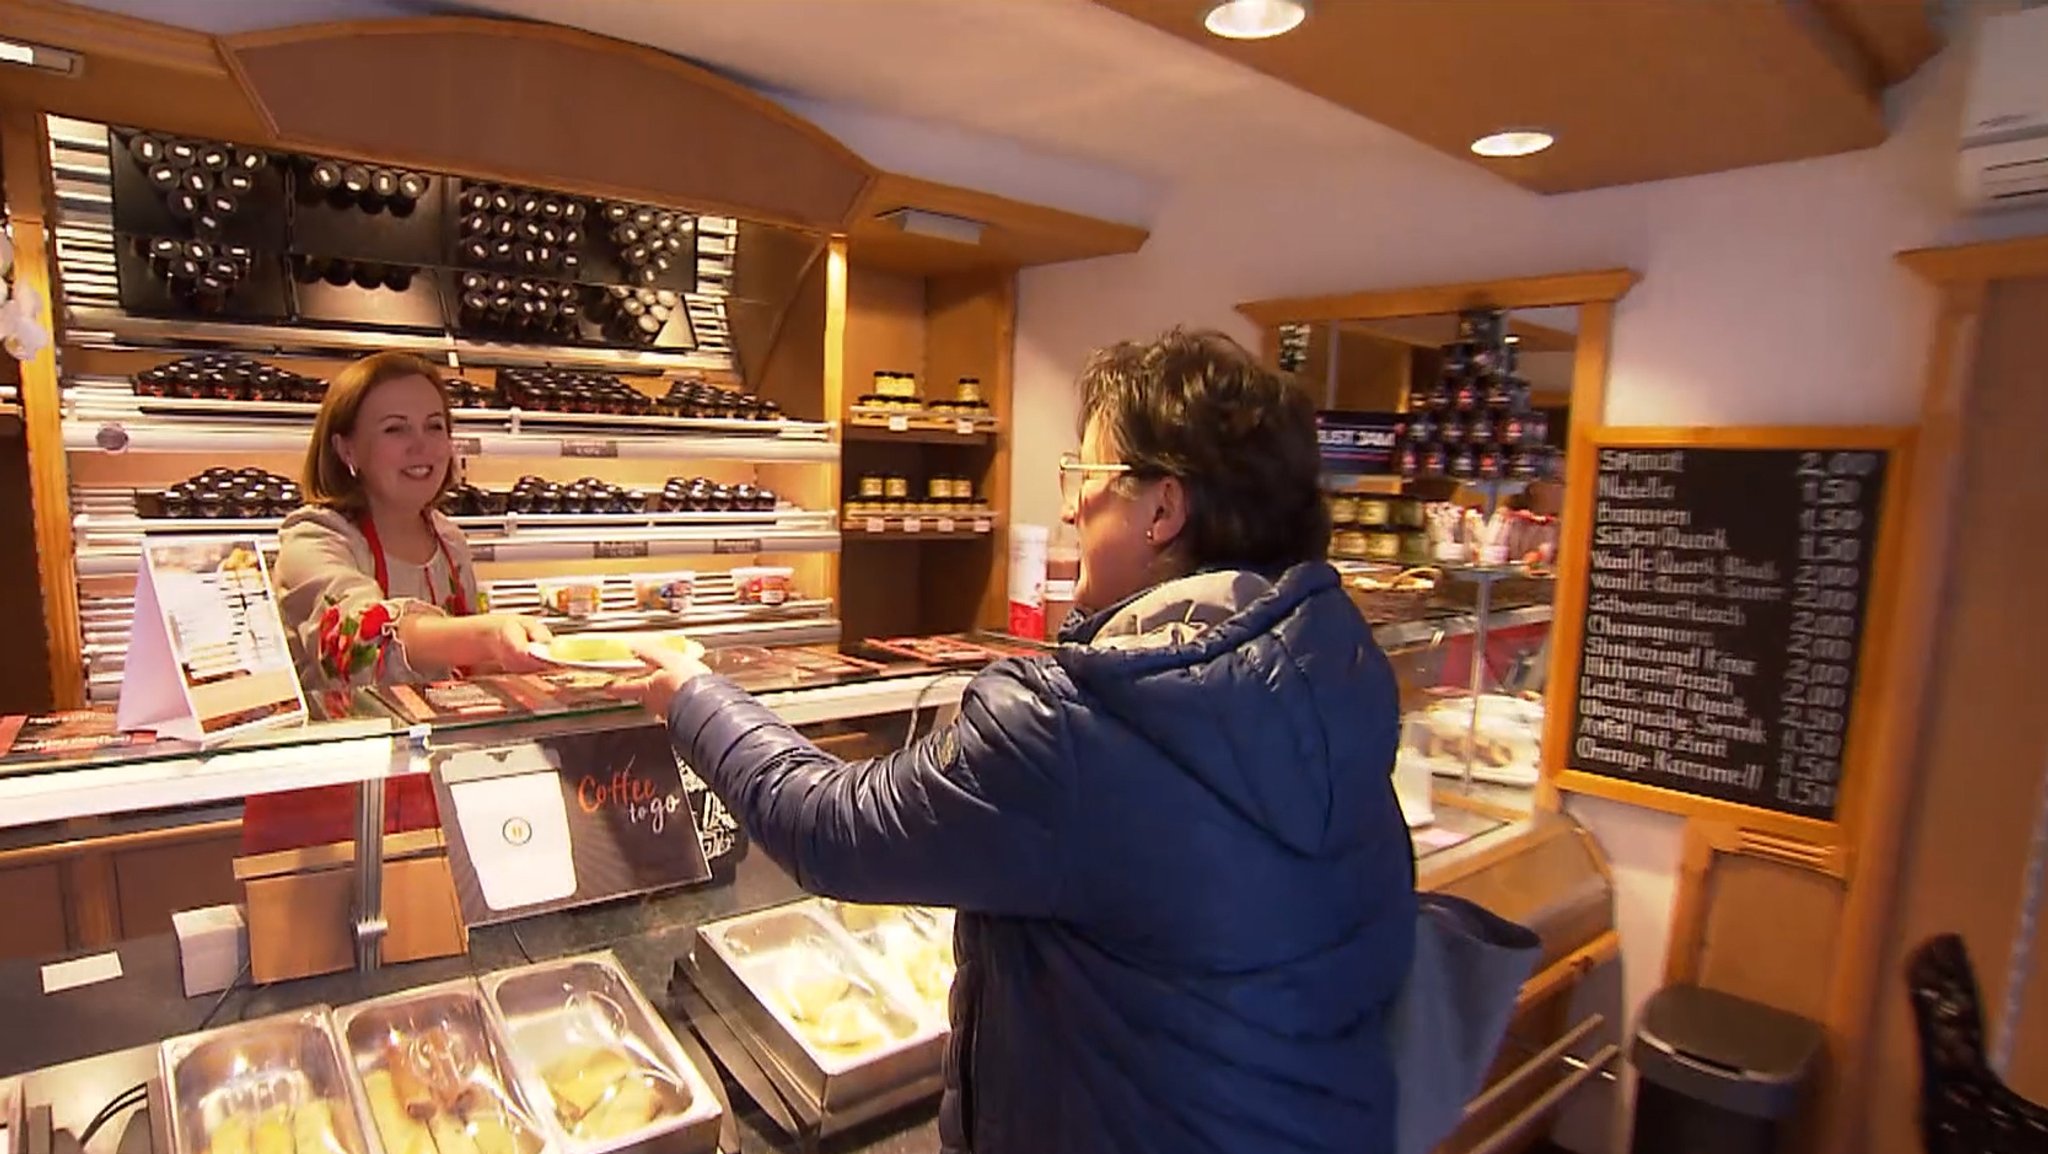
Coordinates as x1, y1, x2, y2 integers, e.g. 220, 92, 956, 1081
571, 1074, 659, 1143
289, 1101, 347, 1154
209, 1112, 253, 1154
539, 1047, 636, 1124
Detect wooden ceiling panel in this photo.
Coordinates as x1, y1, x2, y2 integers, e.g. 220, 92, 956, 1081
848, 173, 1150, 275
1096, 0, 1936, 193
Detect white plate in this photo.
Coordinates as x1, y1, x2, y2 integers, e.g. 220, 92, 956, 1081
530, 632, 706, 671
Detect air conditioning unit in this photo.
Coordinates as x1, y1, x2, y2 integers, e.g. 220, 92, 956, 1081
1959, 5, 2048, 211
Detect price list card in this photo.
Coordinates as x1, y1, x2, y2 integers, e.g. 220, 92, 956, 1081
1565, 443, 1891, 821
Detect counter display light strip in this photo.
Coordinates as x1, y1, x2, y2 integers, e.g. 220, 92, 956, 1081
0, 734, 402, 830
752, 673, 969, 728
77, 617, 844, 702
60, 419, 837, 462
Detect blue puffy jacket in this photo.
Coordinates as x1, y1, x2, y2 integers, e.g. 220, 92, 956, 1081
668, 562, 1417, 1153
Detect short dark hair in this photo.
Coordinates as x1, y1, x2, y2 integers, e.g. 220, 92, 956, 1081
1078, 328, 1329, 571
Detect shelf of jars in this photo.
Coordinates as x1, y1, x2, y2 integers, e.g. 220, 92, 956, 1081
846, 370, 998, 441
60, 372, 837, 463
841, 511, 1000, 538
42, 114, 741, 374
67, 502, 841, 579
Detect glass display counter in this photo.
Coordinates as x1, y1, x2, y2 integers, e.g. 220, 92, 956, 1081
0, 624, 1610, 1154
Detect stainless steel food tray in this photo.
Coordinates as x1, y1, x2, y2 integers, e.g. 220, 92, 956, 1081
334, 978, 554, 1154
479, 951, 720, 1154
158, 1007, 374, 1154
688, 902, 944, 1125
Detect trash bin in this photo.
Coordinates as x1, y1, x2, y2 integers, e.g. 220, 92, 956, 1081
1629, 984, 1824, 1154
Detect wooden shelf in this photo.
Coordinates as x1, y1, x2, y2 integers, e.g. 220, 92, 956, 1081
842, 511, 998, 540
843, 417, 996, 446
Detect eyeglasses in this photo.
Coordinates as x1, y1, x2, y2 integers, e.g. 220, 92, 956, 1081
1058, 452, 1136, 503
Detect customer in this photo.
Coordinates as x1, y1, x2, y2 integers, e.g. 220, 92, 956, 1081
616, 329, 1415, 1154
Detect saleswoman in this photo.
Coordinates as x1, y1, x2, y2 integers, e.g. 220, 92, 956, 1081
247, 350, 553, 852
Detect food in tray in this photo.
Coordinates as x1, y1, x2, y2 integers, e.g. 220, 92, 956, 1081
355, 1027, 535, 1154
737, 934, 917, 1055
536, 1045, 681, 1143
1346, 567, 1437, 594
191, 1097, 350, 1154
824, 903, 958, 1009
1403, 694, 1544, 770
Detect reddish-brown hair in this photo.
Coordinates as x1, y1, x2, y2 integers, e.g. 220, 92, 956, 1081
303, 350, 454, 512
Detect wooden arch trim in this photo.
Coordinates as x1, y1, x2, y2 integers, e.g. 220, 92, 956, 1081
220, 17, 877, 232
1236, 267, 1641, 327
1897, 234, 2048, 285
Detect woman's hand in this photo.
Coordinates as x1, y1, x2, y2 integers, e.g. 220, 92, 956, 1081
607, 638, 712, 717
466, 613, 554, 673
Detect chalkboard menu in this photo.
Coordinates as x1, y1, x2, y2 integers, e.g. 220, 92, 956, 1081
1565, 443, 1891, 821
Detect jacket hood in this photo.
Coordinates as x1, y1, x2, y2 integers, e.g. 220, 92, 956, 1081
1055, 561, 1397, 857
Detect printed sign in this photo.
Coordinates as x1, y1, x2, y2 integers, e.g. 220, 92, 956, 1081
1316, 411, 1403, 476
433, 723, 718, 926
116, 536, 306, 743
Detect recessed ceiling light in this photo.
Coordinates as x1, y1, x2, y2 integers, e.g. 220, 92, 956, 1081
1204, 0, 1309, 40
1471, 130, 1555, 158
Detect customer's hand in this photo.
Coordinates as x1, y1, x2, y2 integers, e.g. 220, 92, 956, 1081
468, 613, 554, 673
607, 638, 712, 717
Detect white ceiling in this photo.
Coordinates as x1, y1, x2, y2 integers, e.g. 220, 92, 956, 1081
70, 0, 1427, 201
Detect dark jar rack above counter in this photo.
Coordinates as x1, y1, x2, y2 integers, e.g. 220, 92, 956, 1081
49, 116, 742, 359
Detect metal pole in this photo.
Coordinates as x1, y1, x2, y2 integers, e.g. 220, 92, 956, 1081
353, 775, 387, 973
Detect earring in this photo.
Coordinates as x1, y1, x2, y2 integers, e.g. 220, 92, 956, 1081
1145, 527, 1155, 543
345, 461, 358, 478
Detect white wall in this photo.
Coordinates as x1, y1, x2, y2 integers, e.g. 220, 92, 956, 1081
999, 27, 2048, 1150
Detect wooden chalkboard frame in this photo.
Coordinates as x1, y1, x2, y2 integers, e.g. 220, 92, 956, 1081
1542, 425, 1915, 845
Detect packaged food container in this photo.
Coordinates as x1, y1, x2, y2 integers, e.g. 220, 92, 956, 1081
1354, 497, 1393, 528
732, 566, 794, 607
633, 573, 696, 615
482, 953, 720, 1154
882, 476, 909, 501
955, 377, 981, 404
690, 904, 943, 1119
538, 580, 601, 620
159, 1008, 374, 1154
1326, 493, 1359, 526
857, 474, 884, 500
334, 980, 552, 1154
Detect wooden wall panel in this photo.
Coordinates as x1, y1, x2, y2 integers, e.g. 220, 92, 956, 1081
1864, 275, 2048, 1154
925, 269, 1015, 632
0, 864, 69, 962
112, 835, 241, 940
